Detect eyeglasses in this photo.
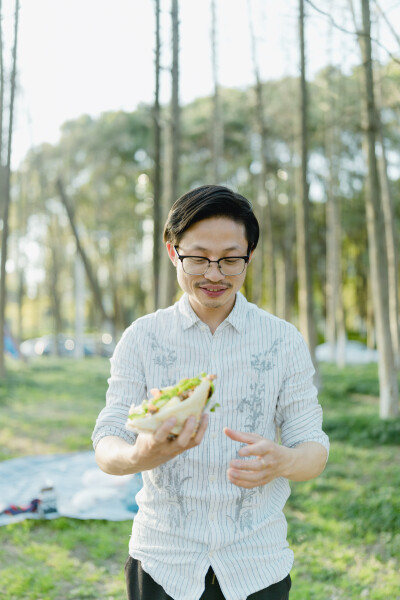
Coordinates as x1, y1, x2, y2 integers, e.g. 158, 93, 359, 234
174, 246, 250, 276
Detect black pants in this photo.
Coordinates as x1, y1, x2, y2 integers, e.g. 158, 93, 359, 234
125, 556, 291, 600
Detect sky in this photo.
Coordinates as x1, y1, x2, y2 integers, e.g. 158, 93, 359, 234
2, 0, 400, 168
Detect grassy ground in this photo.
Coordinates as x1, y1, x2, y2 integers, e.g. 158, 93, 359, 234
0, 358, 399, 600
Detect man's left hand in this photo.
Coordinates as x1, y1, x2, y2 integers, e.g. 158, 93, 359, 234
224, 428, 293, 489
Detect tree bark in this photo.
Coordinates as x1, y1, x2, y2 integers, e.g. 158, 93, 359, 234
0, 0, 19, 377
297, 0, 317, 367
161, 0, 180, 307
283, 191, 296, 323
57, 178, 111, 326
211, 0, 223, 183
152, 0, 162, 310
324, 71, 346, 367
359, 0, 398, 417
0, 0, 4, 169
374, 65, 400, 365
247, 0, 275, 313
170, 0, 180, 205
325, 167, 346, 367
15, 171, 27, 346
48, 214, 63, 356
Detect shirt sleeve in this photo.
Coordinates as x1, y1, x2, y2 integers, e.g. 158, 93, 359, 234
91, 323, 147, 449
275, 328, 329, 455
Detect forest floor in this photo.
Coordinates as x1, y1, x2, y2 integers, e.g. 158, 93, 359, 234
0, 357, 399, 600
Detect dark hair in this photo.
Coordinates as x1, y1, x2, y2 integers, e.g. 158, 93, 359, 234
163, 185, 259, 253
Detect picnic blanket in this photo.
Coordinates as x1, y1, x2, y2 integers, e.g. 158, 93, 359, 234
0, 451, 142, 526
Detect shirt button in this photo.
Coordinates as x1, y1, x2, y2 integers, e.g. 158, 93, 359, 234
210, 433, 217, 440
209, 513, 215, 521
209, 475, 215, 482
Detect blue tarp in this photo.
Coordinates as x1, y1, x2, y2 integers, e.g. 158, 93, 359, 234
4, 332, 20, 358
0, 451, 142, 526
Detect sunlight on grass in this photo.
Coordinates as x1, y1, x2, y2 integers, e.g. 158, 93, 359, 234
285, 363, 400, 599
0, 358, 110, 459
0, 518, 130, 600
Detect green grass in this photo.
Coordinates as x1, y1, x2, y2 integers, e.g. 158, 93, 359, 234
0, 358, 110, 460
0, 357, 399, 599
287, 364, 400, 600
0, 518, 129, 600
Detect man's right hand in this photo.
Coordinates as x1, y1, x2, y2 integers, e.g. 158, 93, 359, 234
132, 413, 209, 471
95, 414, 208, 476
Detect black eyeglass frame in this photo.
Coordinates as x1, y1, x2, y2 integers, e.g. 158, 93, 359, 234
174, 246, 250, 276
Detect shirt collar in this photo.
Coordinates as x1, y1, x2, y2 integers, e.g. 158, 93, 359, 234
224, 291, 247, 333
178, 294, 202, 330
178, 292, 248, 333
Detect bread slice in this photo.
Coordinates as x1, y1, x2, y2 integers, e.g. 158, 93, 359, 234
126, 376, 214, 435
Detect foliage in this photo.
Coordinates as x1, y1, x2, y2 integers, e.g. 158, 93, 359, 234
0, 359, 399, 598
5, 60, 400, 340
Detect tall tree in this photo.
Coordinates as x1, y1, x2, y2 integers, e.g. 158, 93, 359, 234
325, 135, 346, 366
297, 0, 317, 365
161, 0, 181, 307
15, 173, 26, 344
152, 0, 162, 310
376, 113, 400, 364
170, 0, 180, 204
57, 179, 111, 328
357, 0, 398, 417
247, 0, 275, 313
373, 23, 400, 364
0, 0, 4, 170
282, 168, 296, 323
211, 0, 223, 183
47, 213, 63, 356
0, 0, 20, 377
323, 60, 346, 366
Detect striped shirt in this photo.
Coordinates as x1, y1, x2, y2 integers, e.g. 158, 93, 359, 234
92, 292, 329, 600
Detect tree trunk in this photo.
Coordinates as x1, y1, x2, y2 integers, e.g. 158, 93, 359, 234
282, 193, 296, 323
0, 0, 19, 378
105, 246, 124, 336
247, 0, 275, 313
251, 201, 265, 307
15, 171, 27, 346
297, 0, 317, 367
0, 0, 4, 169
57, 178, 111, 327
359, 0, 398, 417
211, 0, 223, 183
152, 0, 162, 311
281, 158, 297, 324
325, 164, 346, 367
324, 71, 346, 367
374, 64, 400, 365
376, 133, 400, 364
17, 266, 24, 343
74, 254, 85, 359
161, 0, 180, 307
48, 214, 63, 356
170, 0, 180, 205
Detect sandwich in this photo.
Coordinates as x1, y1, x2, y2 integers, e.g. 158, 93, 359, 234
126, 373, 217, 436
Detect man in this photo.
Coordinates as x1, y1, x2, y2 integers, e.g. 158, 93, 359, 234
92, 185, 329, 600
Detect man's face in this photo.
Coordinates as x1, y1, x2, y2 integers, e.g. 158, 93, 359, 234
167, 216, 252, 322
